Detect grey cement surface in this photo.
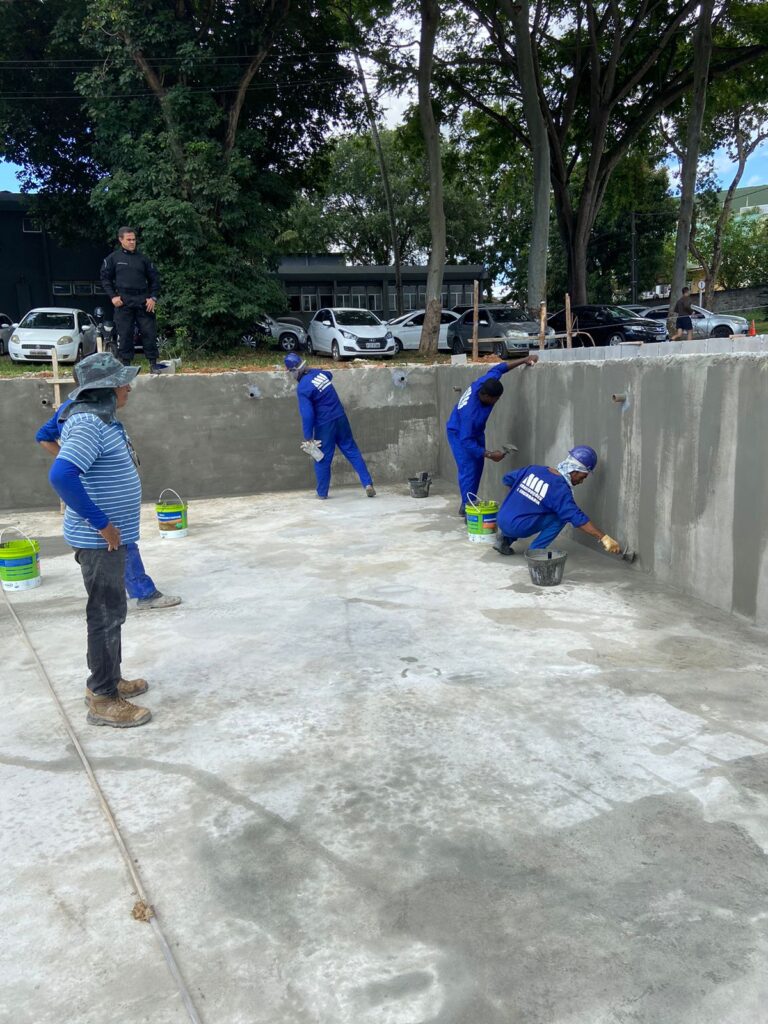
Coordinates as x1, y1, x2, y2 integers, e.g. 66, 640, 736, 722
437, 353, 768, 628
2, 489, 768, 1024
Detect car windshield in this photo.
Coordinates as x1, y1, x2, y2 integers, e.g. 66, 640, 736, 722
615, 306, 643, 319
491, 308, 530, 323
20, 312, 75, 330
335, 310, 382, 326
600, 306, 633, 321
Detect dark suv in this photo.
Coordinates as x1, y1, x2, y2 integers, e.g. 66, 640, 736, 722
548, 305, 668, 346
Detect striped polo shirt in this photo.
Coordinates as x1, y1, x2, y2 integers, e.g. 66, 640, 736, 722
58, 413, 142, 549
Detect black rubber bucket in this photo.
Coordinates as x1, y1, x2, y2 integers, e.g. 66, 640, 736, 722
408, 473, 432, 498
525, 548, 568, 587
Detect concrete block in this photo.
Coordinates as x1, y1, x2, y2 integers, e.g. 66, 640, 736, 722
732, 337, 768, 354
640, 343, 663, 359
664, 341, 685, 356
705, 337, 735, 355
681, 339, 708, 355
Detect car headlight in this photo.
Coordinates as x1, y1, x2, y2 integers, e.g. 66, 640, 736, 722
58, 335, 74, 345
11, 334, 19, 343
385, 331, 393, 340
340, 329, 357, 341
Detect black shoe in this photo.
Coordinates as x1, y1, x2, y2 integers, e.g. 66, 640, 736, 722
150, 362, 168, 374
493, 536, 515, 556
458, 503, 466, 518
120, 356, 133, 366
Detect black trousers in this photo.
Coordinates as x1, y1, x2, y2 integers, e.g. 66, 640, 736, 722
75, 547, 127, 697
114, 298, 158, 363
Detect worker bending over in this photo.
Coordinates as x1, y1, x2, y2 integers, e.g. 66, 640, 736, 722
285, 353, 375, 500
446, 355, 537, 517
494, 446, 622, 555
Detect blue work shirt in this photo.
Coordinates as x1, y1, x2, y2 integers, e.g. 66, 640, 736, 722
35, 398, 72, 442
497, 465, 590, 537
296, 370, 346, 440
445, 364, 510, 458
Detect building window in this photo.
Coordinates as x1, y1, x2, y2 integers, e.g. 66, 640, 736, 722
450, 286, 463, 307
388, 291, 398, 311
320, 291, 333, 308
93, 282, 107, 295
418, 286, 427, 306
368, 291, 382, 311
73, 282, 93, 296
22, 217, 42, 233
52, 282, 72, 296
301, 293, 318, 312
335, 292, 350, 307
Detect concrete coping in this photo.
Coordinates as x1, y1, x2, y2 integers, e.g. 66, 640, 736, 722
534, 335, 768, 361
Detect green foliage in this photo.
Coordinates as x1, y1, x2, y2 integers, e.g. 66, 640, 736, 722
0, 0, 354, 347
701, 211, 768, 288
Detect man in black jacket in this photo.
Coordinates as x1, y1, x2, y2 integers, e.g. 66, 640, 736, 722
100, 227, 166, 372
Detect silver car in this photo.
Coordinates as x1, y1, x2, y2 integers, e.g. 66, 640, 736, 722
0, 312, 13, 355
447, 305, 558, 356
640, 304, 749, 339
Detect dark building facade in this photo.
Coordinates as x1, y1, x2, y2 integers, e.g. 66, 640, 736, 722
1, 193, 487, 323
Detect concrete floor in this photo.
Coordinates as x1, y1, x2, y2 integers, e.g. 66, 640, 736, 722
2, 485, 768, 1024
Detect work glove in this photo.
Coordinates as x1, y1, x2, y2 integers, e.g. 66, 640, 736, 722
600, 534, 622, 555
300, 440, 324, 462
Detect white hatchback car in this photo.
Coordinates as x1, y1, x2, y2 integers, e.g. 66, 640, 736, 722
307, 308, 396, 361
386, 309, 459, 352
9, 308, 98, 364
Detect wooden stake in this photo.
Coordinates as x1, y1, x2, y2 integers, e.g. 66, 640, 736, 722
471, 279, 479, 361
565, 293, 573, 348
538, 300, 547, 349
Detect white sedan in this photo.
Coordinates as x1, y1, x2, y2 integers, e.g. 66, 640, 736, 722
386, 309, 459, 352
9, 308, 98, 364
307, 308, 396, 361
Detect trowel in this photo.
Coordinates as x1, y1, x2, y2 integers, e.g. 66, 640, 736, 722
618, 544, 636, 563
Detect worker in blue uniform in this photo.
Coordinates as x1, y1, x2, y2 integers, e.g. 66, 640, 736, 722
36, 396, 181, 608
285, 353, 376, 499
446, 354, 538, 516
494, 445, 622, 555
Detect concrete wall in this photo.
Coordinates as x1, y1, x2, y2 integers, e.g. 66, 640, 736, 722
0, 366, 440, 511
3, 354, 767, 628
436, 354, 768, 628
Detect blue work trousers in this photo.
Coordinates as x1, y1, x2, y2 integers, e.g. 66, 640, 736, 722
447, 429, 484, 507
500, 512, 565, 550
312, 414, 372, 498
124, 541, 158, 600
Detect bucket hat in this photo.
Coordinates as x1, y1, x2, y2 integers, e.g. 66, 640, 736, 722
68, 352, 140, 400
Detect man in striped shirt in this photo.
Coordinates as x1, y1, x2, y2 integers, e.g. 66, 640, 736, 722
49, 352, 152, 728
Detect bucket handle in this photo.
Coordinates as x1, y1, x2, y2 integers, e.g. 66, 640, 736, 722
0, 525, 36, 548
466, 492, 482, 511
157, 488, 186, 507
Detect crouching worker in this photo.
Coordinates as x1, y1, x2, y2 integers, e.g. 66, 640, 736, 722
494, 445, 622, 556
48, 353, 152, 728
285, 353, 376, 500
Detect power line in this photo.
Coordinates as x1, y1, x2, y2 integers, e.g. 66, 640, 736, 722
0, 75, 355, 101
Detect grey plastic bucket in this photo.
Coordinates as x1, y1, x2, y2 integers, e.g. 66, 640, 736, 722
525, 548, 568, 587
408, 473, 432, 498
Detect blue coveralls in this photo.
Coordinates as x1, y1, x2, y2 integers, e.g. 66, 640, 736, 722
497, 465, 590, 549
36, 399, 158, 600
446, 363, 510, 507
296, 370, 372, 498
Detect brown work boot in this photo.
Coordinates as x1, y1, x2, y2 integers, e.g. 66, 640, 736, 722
87, 694, 152, 728
85, 677, 148, 706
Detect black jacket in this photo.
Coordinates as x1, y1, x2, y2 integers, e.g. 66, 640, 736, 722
100, 248, 160, 300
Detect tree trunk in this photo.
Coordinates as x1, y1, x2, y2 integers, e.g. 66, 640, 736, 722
417, 0, 445, 358
502, 0, 549, 317
354, 52, 403, 316
668, 0, 715, 323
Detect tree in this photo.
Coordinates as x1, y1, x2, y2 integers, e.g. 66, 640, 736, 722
0, 0, 354, 347
416, 0, 446, 357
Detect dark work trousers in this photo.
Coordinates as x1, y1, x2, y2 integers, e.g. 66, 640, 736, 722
114, 298, 158, 363
75, 547, 127, 698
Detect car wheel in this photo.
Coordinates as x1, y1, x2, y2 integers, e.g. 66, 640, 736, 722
74, 343, 84, 363
607, 332, 624, 346
492, 341, 505, 357
712, 325, 732, 338
305, 336, 314, 355
279, 331, 298, 352
451, 338, 464, 355
331, 340, 341, 362
394, 338, 403, 354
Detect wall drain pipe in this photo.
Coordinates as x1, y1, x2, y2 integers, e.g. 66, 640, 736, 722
0, 587, 204, 1024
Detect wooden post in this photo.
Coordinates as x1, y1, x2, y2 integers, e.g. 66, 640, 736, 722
538, 300, 547, 349
471, 279, 479, 361
565, 293, 573, 349
96, 334, 104, 353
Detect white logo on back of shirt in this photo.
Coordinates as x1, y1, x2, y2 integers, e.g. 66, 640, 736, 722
517, 473, 549, 505
457, 385, 472, 409
312, 373, 331, 392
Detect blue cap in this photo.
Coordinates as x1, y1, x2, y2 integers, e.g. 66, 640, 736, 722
284, 352, 303, 370
569, 445, 598, 472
